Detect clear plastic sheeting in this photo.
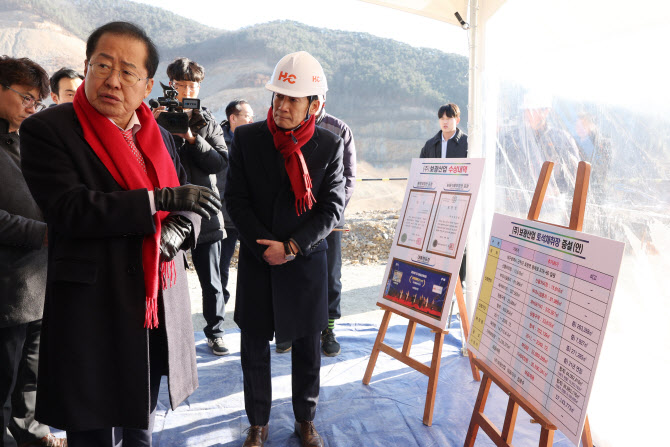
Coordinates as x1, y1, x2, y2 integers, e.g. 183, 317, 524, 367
482, 1, 670, 445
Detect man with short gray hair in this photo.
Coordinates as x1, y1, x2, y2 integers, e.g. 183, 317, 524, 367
20, 22, 220, 446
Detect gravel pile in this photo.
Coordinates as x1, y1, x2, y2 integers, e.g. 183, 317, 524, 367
222, 210, 399, 268
341, 209, 399, 265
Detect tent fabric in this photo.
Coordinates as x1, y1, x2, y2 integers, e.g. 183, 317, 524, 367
360, 0, 506, 26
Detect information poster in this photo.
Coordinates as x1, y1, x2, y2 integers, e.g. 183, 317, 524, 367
378, 158, 484, 329
467, 214, 624, 446
427, 192, 471, 258
397, 190, 436, 251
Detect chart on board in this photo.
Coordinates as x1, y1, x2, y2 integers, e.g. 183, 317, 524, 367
468, 213, 624, 446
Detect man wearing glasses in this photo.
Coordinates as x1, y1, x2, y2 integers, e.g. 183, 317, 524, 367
0, 56, 67, 447
20, 22, 220, 446
218, 99, 254, 313
153, 57, 230, 356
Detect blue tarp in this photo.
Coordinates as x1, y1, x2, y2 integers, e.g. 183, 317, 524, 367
141, 316, 575, 446
54, 317, 574, 446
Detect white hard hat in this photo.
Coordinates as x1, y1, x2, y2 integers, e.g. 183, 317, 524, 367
266, 51, 328, 98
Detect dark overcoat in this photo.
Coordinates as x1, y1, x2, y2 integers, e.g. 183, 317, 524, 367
19, 104, 200, 431
225, 120, 345, 342
419, 128, 468, 159
0, 118, 47, 327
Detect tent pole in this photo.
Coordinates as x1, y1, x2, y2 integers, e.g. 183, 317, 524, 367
465, 0, 485, 353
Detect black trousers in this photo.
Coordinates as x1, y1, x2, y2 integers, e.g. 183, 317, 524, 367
1, 320, 50, 447
192, 240, 225, 339
219, 228, 239, 304
241, 331, 320, 426
65, 327, 166, 447
325, 229, 343, 320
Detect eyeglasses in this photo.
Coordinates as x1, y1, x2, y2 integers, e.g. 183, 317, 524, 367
88, 62, 148, 86
236, 113, 254, 120
171, 81, 200, 92
3, 85, 45, 112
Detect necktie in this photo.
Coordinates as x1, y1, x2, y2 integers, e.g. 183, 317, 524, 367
121, 128, 147, 173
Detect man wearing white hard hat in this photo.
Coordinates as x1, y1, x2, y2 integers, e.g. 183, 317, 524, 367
497, 91, 580, 192
225, 51, 344, 447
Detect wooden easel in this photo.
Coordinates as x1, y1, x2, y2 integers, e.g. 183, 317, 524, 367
463, 161, 594, 447
362, 273, 480, 426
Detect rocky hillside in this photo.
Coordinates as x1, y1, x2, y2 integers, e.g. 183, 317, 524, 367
1, 0, 468, 169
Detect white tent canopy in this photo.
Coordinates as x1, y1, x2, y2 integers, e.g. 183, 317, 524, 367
361, 2, 670, 447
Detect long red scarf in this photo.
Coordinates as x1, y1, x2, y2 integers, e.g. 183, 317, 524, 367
266, 107, 316, 215
72, 82, 180, 328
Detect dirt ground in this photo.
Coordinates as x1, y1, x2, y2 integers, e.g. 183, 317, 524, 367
344, 161, 408, 213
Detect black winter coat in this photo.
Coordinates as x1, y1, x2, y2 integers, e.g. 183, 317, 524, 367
225, 121, 345, 342
217, 121, 235, 230
419, 128, 468, 159
0, 118, 47, 327
171, 107, 227, 244
19, 104, 201, 431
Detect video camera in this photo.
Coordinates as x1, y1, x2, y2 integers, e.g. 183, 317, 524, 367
148, 82, 201, 134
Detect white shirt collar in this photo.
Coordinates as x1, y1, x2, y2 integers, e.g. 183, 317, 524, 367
441, 130, 456, 142
108, 112, 142, 136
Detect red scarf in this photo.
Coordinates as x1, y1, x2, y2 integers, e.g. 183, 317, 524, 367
266, 107, 317, 215
72, 82, 180, 329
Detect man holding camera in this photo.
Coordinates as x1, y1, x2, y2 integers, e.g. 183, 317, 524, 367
153, 57, 230, 356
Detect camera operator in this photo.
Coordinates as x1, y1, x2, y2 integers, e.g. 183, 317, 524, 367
153, 57, 230, 356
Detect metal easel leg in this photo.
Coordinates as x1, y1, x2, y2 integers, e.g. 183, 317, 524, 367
459, 284, 468, 356
447, 296, 456, 329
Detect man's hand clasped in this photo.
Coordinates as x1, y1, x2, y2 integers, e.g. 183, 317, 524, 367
257, 239, 297, 265
154, 184, 221, 219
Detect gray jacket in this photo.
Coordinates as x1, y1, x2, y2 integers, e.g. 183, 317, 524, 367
317, 113, 356, 212
0, 118, 48, 327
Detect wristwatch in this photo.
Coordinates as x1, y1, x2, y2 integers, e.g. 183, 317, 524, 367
283, 241, 296, 261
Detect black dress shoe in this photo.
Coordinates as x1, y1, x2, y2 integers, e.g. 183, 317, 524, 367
294, 420, 324, 447
242, 424, 268, 447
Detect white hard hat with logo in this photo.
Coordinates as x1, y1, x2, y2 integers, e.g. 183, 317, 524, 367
266, 51, 328, 98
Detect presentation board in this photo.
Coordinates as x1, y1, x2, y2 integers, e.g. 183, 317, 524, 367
468, 213, 624, 445
378, 158, 484, 329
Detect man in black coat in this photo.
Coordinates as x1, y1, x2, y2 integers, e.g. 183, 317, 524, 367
420, 103, 468, 283
226, 51, 344, 447
155, 57, 230, 356
0, 56, 66, 447
275, 109, 357, 357
419, 103, 468, 159
19, 22, 220, 446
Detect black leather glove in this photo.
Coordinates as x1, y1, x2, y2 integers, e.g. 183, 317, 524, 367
160, 215, 194, 261
154, 185, 221, 219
